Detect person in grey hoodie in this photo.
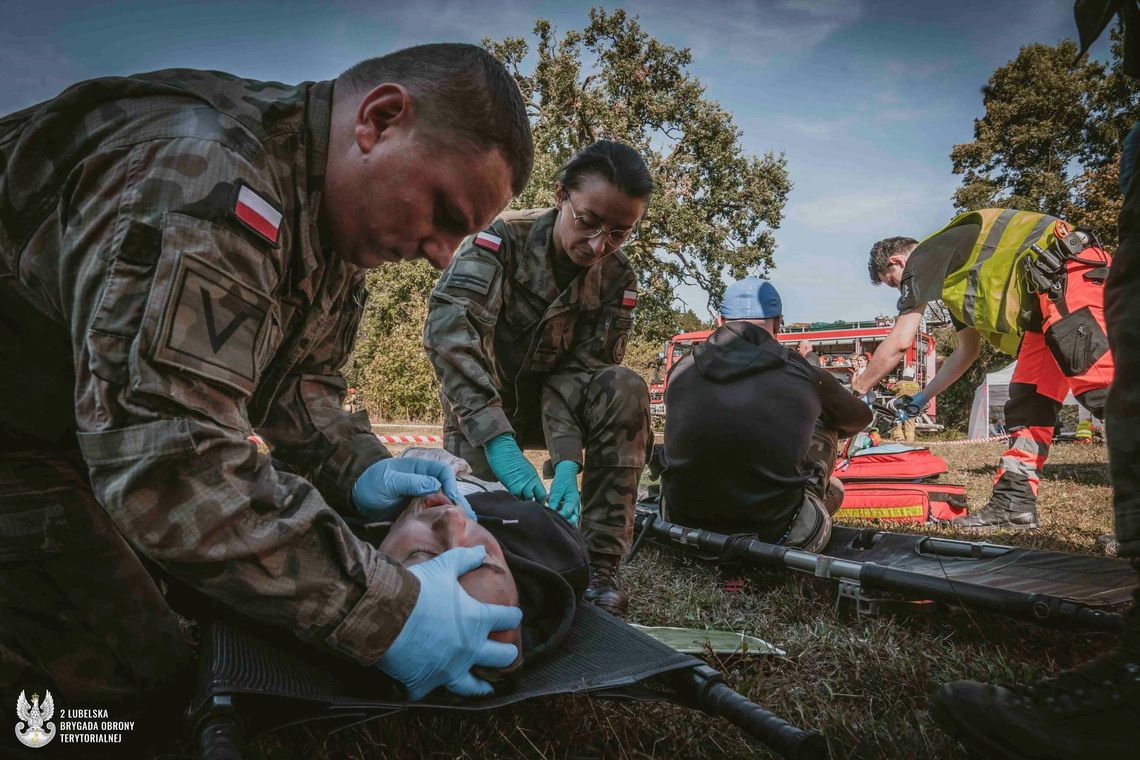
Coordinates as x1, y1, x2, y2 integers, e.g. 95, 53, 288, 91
660, 278, 871, 551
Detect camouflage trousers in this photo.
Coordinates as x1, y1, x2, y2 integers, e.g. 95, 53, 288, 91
446, 365, 651, 558
0, 451, 192, 709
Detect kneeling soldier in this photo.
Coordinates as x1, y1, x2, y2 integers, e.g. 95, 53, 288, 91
425, 141, 653, 616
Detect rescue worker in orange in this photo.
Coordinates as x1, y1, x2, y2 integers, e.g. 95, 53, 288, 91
854, 210, 1115, 529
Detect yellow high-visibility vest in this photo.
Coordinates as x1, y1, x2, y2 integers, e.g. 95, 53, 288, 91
928, 209, 1064, 356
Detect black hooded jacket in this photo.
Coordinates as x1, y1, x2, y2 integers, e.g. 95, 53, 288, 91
661, 321, 868, 538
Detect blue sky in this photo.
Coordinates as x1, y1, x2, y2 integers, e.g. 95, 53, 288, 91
0, 0, 1093, 322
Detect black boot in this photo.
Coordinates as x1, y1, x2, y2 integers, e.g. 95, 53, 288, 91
951, 494, 1039, 529
931, 570, 1140, 758
583, 552, 628, 617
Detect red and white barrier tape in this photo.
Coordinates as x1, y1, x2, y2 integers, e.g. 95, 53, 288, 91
929, 435, 1007, 445
250, 433, 444, 446
378, 434, 444, 444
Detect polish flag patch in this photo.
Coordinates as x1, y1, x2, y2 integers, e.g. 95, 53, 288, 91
474, 231, 502, 252
233, 182, 282, 246
622, 289, 637, 308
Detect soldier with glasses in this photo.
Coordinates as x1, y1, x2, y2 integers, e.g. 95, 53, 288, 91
425, 140, 654, 616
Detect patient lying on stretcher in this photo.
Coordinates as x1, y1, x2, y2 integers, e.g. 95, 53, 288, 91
368, 453, 589, 684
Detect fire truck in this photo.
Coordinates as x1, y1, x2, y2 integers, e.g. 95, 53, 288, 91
648, 318, 940, 426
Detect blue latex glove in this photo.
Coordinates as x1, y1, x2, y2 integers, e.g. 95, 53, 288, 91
890, 391, 929, 422
352, 457, 473, 521
547, 460, 581, 525
484, 434, 547, 502
377, 546, 522, 700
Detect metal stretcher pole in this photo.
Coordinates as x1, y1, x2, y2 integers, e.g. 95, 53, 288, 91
634, 513, 1124, 632
683, 665, 828, 759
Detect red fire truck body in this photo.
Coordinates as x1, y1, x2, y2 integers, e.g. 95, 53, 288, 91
648, 320, 938, 423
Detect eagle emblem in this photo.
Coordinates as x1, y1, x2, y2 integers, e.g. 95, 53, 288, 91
15, 690, 56, 748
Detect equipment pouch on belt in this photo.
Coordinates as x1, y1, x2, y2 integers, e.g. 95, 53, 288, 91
1044, 306, 1110, 378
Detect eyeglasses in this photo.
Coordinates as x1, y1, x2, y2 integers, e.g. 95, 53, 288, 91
563, 194, 637, 248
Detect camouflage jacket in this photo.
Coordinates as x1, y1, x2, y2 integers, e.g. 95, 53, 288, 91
0, 70, 416, 664
424, 208, 637, 464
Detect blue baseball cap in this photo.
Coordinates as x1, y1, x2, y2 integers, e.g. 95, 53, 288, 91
721, 277, 783, 319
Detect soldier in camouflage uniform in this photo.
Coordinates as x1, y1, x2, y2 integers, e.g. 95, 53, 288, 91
425, 141, 654, 616
0, 43, 534, 727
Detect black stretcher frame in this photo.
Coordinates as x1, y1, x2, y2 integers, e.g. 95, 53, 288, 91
191, 603, 828, 760
631, 509, 1131, 632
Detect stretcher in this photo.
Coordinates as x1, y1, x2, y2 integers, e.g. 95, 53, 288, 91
632, 506, 1135, 632
191, 603, 826, 760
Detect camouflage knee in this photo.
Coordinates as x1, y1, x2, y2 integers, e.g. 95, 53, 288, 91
582, 366, 651, 469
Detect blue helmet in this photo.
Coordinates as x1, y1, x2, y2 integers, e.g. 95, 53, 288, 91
721, 277, 782, 320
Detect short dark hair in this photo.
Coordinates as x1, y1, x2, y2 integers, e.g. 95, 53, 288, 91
867, 236, 918, 285
339, 44, 534, 195
556, 140, 654, 200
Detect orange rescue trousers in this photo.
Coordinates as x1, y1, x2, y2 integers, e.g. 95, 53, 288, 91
994, 244, 1115, 510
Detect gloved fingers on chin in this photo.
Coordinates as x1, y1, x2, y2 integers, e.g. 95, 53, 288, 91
444, 487, 476, 519
390, 472, 443, 498
474, 639, 520, 669
445, 671, 494, 698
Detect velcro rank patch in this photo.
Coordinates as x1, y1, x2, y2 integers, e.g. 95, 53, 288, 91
448, 258, 497, 296
152, 253, 272, 395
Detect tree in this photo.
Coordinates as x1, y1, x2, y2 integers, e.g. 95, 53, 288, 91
343, 260, 442, 421
950, 30, 1140, 248
485, 7, 791, 340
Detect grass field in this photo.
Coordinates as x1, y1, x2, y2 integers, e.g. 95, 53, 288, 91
244, 439, 1120, 759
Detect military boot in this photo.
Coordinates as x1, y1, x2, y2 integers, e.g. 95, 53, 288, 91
583, 552, 628, 617
951, 494, 1039, 529
931, 571, 1140, 758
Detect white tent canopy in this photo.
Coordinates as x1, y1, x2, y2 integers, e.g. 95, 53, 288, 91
966, 361, 1088, 440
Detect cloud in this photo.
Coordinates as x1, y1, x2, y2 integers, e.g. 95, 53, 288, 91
785, 187, 927, 231
626, 0, 866, 65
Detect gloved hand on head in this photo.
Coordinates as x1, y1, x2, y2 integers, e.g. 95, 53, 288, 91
484, 434, 547, 502
353, 456, 474, 521
546, 460, 581, 525
377, 545, 522, 700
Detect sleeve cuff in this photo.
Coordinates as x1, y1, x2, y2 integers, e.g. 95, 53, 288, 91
548, 436, 584, 467
459, 405, 515, 448
324, 556, 420, 665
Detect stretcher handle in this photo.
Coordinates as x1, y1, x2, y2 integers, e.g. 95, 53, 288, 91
685, 665, 828, 759
197, 696, 243, 760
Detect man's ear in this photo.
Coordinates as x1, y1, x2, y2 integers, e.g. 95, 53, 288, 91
354, 83, 412, 154
553, 181, 565, 206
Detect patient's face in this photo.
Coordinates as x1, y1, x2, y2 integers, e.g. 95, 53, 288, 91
380, 493, 522, 655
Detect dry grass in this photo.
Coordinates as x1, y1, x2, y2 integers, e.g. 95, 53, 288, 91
234, 439, 1117, 759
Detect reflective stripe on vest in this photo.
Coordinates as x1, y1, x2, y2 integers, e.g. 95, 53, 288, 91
937, 209, 1060, 355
